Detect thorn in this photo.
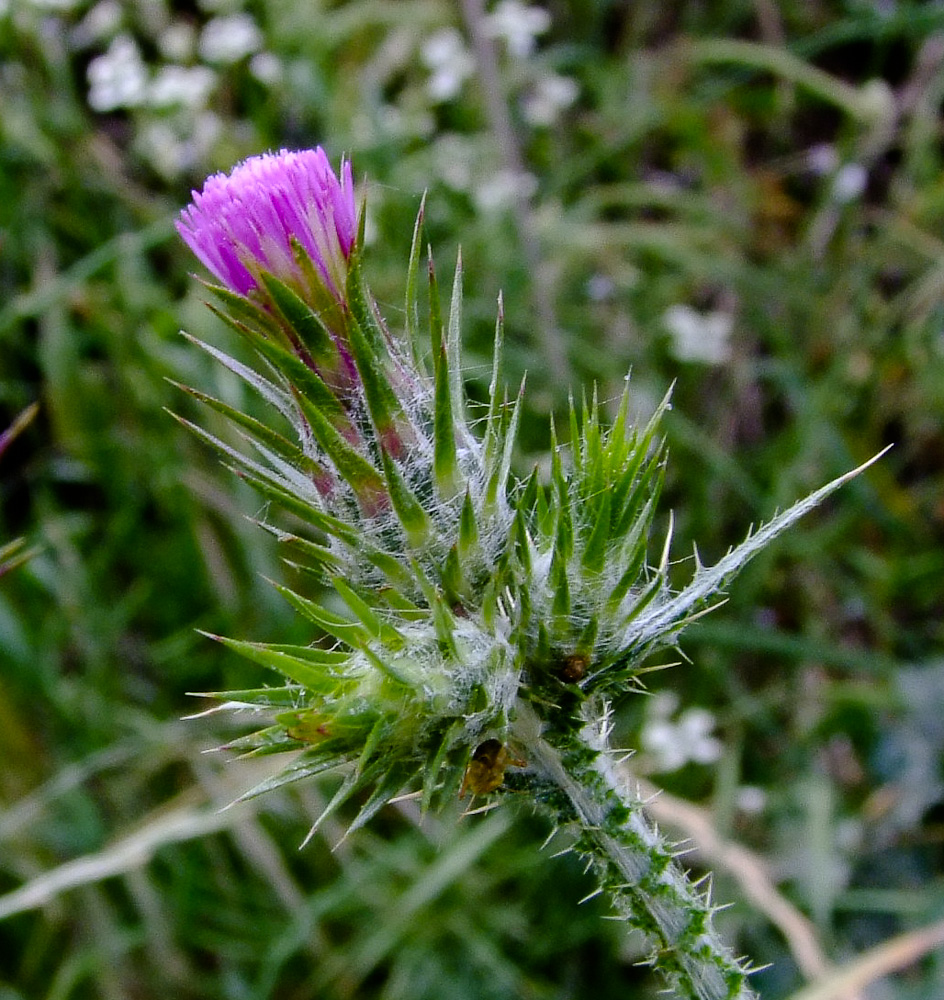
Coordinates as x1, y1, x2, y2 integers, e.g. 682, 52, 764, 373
539, 827, 559, 852
299, 823, 320, 850
577, 887, 604, 905
387, 790, 423, 804
460, 800, 504, 818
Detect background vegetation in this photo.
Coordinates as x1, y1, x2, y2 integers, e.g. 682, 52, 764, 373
2, 1, 943, 997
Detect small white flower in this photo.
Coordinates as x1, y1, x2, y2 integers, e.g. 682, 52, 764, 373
807, 143, 839, 176
473, 168, 538, 212
586, 273, 615, 302
138, 122, 188, 179
421, 28, 475, 102
249, 52, 282, 85
484, 0, 551, 57
677, 708, 723, 764
432, 134, 475, 190
521, 72, 578, 126
148, 65, 216, 109
663, 304, 733, 365
736, 785, 767, 815
198, 13, 262, 64
87, 34, 148, 112
70, 0, 123, 49
158, 22, 197, 62
831, 162, 867, 204
641, 702, 723, 773
139, 110, 222, 179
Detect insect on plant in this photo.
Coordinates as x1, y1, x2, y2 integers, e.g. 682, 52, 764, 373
461, 739, 526, 797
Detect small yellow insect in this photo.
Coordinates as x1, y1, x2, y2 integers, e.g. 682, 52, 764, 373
460, 739, 525, 797
278, 710, 330, 743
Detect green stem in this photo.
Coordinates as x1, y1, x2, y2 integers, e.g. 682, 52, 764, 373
512, 701, 756, 1000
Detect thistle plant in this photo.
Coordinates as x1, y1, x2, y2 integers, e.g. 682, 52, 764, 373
175, 147, 882, 1000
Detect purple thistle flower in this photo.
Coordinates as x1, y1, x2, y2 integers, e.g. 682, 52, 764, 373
177, 148, 357, 304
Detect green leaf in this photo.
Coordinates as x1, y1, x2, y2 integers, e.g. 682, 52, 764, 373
446, 249, 464, 420
346, 239, 387, 355
201, 632, 351, 690
201, 279, 286, 344
482, 294, 505, 471
187, 687, 301, 709
458, 488, 479, 560
180, 332, 294, 419
331, 576, 406, 649
404, 195, 427, 371
270, 582, 371, 648
259, 272, 341, 372
433, 339, 459, 498
485, 378, 524, 510
171, 379, 304, 463
293, 392, 387, 511
582, 487, 612, 574
212, 303, 354, 434
379, 447, 431, 547
234, 744, 360, 804
345, 310, 415, 458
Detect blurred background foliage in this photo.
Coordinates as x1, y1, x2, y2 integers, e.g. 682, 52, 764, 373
2, 0, 944, 997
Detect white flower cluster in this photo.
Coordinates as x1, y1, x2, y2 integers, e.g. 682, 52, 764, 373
663, 304, 733, 365
641, 692, 723, 773
73, 3, 284, 177
421, 28, 476, 102
418, 2, 577, 203
484, 0, 551, 57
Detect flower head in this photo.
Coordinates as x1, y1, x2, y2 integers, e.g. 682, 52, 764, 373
177, 147, 356, 304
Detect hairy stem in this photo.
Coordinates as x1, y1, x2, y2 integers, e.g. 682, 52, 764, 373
512, 701, 756, 1000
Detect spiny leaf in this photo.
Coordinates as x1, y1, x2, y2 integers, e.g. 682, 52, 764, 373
346, 238, 388, 355
186, 686, 301, 709
345, 761, 418, 837
345, 311, 415, 459
458, 489, 479, 560
379, 448, 431, 547
215, 305, 355, 434
404, 195, 427, 370
200, 279, 286, 344
433, 339, 459, 498
260, 272, 341, 372
170, 379, 321, 475
331, 576, 406, 649
292, 392, 387, 511
223, 724, 308, 756
447, 249, 465, 420
485, 377, 524, 510
200, 632, 351, 690
482, 293, 505, 471
229, 746, 353, 818
180, 332, 294, 420
421, 721, 466, 810
270, 582, 371, 648
582, 487, 612, 574
629, 447, 891, 648
441, 545, 466, 605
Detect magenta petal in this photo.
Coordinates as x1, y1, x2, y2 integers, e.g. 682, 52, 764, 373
176, 147, 357, 302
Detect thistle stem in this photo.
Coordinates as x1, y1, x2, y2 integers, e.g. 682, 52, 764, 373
512, 701, 756, 1000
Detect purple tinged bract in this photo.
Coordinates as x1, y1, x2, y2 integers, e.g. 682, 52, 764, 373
177, 147, 356, 303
